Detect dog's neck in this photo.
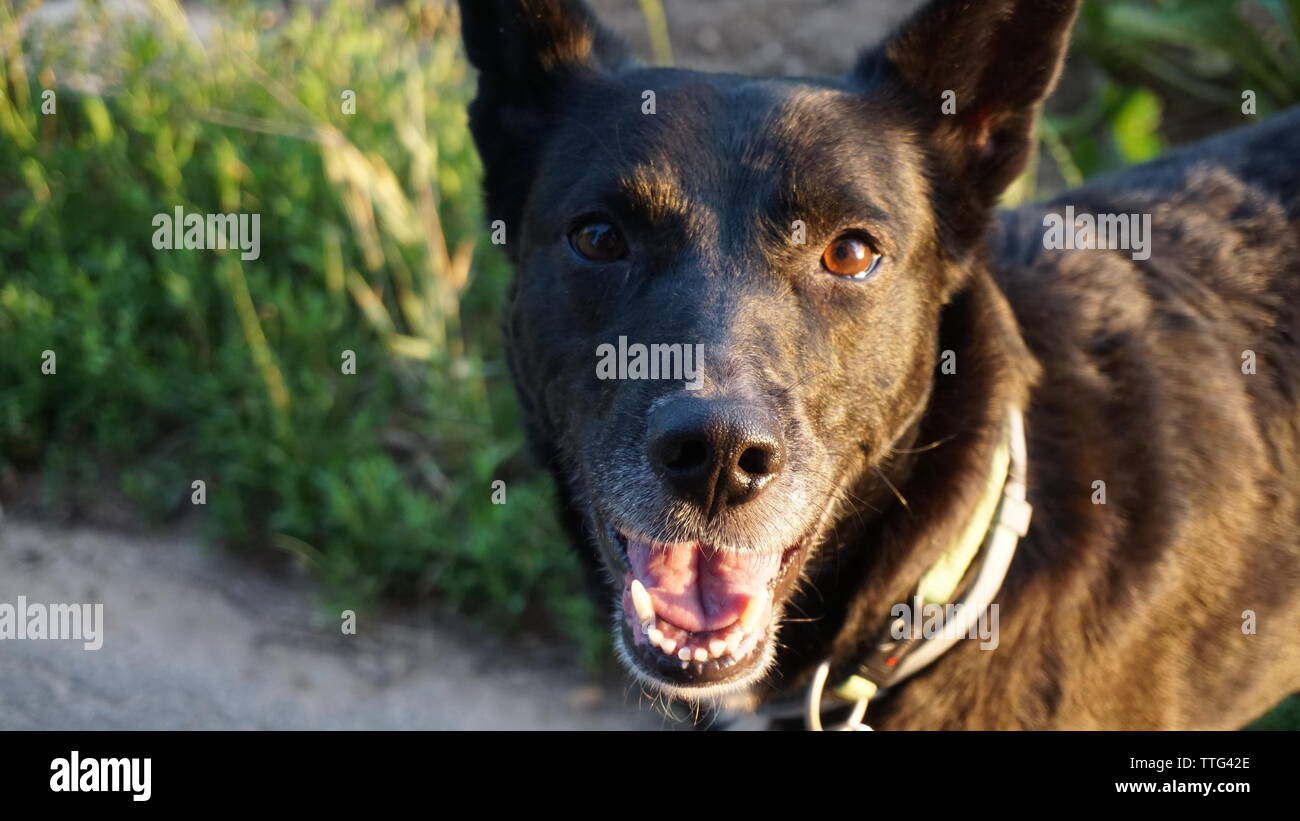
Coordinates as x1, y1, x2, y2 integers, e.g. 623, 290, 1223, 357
771, 261, 1040, 697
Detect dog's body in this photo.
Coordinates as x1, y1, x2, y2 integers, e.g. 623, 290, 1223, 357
842, 114, 1300, 729
459, 0, 1300, 728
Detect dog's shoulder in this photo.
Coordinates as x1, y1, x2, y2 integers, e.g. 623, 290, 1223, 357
1077, 106, 1300, 217
990, 108, 1300, 533
998, 107, 1300, 258
993, 108, 1300, 369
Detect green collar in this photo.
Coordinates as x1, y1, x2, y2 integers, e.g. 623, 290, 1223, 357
916, 433, 1012, 606
808, 407, 1032, 728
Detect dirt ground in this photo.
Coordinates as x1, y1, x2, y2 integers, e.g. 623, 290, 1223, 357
0, 517, 676, 730
590, 0, 921, 75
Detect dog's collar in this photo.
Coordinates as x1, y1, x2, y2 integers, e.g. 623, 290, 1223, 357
800, 406, 1032, 730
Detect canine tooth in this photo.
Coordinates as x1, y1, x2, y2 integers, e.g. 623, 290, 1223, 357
694, 647, 709, 663
647, 627, 664, 647
740, 597, 765, 631
678, 647, 692, 661
726, 630, 743, 653
629, 579, 655, 623
709, 639, 728, 658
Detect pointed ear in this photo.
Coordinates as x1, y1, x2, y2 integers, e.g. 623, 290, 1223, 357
457, 0, 631, 238
458, 0, 629, 104
856, 0, 1079, 243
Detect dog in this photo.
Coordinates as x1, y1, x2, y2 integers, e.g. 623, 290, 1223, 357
457, 0, 1300, 729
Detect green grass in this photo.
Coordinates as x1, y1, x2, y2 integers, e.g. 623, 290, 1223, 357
1077, 0, 1300, 116
0, 0, 603, 661
1250, 694, 1300, 730
1005, 0, 1300, 206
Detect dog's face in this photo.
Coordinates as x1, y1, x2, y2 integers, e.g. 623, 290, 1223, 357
459, 0, 1078, 700
513, 74, 944, 695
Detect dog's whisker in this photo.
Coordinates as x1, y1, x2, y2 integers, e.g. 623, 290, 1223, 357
873, 465, 910, 511
891, 434, 957, 455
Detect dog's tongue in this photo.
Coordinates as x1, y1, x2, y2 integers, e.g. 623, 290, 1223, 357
626, 538, 782, 633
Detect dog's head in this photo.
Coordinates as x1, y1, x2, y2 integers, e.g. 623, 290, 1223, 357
459, 0, 1077, 700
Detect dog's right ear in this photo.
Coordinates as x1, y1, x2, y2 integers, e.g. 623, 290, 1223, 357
457, 0, 631, 241
855, 0, 1080, 250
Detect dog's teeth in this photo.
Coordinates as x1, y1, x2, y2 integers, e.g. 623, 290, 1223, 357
693, 646, 709, 663
647, 627, 664, 648
725, 630, 743, 654
740, 596, 765, 632
678, 647, 692, 662
660, 637, 677, 655
709, 639, 728, 658
629, 579, 655, 623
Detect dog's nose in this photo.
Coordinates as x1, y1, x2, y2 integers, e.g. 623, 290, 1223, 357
646, 397, 785, 514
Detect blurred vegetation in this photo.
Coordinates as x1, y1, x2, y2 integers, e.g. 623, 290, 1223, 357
1249, 692, 1300, 730
0, 0, 1295, 721
1006, 0, 1300, 204
0, 0, 602, 661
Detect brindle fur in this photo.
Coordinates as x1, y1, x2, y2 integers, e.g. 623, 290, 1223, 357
458, 0, 1300, 729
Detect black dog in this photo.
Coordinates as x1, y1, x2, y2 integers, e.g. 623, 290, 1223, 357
458, 0, 1300, 728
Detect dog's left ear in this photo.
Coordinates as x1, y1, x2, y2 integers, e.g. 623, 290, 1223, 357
856, 0, 1080, 241
457, 0, 631, 242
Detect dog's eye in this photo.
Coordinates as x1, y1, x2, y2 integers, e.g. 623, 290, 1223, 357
569, 221, 628, 262
821, 234, 882, 279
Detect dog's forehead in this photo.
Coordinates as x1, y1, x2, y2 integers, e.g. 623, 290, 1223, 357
554, 69, 924, 224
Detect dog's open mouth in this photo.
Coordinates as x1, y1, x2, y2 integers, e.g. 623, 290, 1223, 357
608, 527, 804, 690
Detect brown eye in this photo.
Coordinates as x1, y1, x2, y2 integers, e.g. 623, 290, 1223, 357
570, 221, 627, 262
822, 234, 882, 279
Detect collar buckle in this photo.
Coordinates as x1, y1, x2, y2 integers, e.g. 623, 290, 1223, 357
806, 661, 875, 731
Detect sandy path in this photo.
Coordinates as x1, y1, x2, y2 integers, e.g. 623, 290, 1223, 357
0, 518, 668, 730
